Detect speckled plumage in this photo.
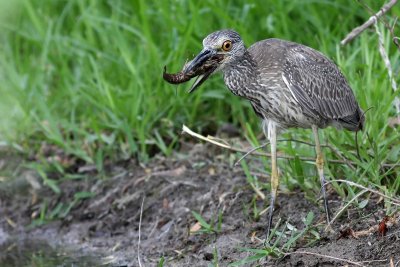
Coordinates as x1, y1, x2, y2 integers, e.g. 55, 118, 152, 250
220, 33, 364, 134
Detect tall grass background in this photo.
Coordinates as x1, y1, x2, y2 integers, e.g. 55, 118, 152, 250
0, 0, 399, 201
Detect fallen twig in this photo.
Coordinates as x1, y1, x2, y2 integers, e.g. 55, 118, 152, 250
284, 250, 365, 266
182, 125, 400, 169
137, 196, 145, 267
341, 0, 398, 46
328, 189, 369, 227
327, 179, 400, 206
234, 139, 355, 171
249, 182, 266, 200
374, 20, 400, 114
235, 142, 269, 166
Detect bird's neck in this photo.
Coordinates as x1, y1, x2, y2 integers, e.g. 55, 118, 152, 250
222, 50, 258, 98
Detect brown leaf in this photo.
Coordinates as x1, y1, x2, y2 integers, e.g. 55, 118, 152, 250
163, 198, 169, 209
378, 216, 389, 237
250, 231, 257, 243
190, 222, 202, 233
337, 228, 357, 240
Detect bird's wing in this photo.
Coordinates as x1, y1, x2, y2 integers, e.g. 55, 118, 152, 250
282, 45, 359, 121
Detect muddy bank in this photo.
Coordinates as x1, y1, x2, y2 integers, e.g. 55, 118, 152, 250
0, 143, 399, 266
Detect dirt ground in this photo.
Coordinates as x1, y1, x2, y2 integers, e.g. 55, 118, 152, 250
0, 142, 399, 267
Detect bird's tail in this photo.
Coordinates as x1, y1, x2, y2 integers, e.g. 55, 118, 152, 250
339, 106, 365, 132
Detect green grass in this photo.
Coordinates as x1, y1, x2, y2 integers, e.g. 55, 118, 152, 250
229, 212, 318, 266
0, 0, 397, 162
0, 0, 399, 247
191, 210, 223, 234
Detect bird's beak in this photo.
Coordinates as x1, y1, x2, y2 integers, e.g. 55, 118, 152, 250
183, 48, 224, 93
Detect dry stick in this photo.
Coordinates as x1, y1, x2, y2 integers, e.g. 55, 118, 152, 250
284, 251, 365, 266
358, 0, 400, 51
137, 196, 145, 267
182, 125, 321, 162
182, 125, 400, 169
235, 142, 269, 166
250, 182, 266, 200
374, 20, 400, 114
234, 139, 356, 171
328, 179, 400, 206
327, 189, 368, 228
340, 0, 398, 46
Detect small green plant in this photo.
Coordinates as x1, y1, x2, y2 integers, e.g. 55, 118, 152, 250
157, 256, 165, 267
207, 247, 220, 267
191, 210, 223, 235
229, 219, 285, 267
27, 162, 61, 194
153, 129, 178, 157
30, 191, 95, 227
230, 212, 318, 266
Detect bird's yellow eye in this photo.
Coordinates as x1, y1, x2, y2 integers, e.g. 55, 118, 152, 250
222, 40, 232, 51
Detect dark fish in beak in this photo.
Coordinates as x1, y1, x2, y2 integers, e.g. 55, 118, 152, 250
163, 49, 224, 93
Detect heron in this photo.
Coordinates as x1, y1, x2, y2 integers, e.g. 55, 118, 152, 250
163, 29, 364, 238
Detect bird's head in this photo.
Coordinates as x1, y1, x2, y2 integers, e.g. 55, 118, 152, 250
182, 29, 246, 92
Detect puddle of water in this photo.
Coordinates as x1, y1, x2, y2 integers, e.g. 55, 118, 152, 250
0, 239, 105, 267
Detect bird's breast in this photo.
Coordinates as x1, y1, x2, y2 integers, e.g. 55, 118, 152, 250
225, 74, 321, 129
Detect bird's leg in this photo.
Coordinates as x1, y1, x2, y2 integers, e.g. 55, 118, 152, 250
266, 122, 278, 240
312, 125, 331, 225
